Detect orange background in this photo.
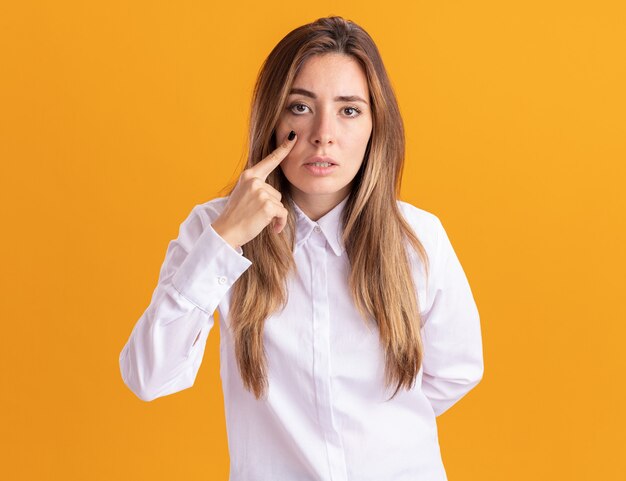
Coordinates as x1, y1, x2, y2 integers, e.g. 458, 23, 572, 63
1, 1, 624, 479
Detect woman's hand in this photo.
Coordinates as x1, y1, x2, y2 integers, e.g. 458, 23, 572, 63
211, 130, 297, 250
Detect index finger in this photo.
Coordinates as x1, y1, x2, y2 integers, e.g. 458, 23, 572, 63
251, 130, 297, 181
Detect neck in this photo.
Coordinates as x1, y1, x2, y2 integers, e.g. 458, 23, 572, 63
289, 188, 350, 221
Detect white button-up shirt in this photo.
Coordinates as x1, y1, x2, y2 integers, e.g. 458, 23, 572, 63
119, 194, 484, 481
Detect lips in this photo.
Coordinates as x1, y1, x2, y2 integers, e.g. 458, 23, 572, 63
304, 156, 337, 165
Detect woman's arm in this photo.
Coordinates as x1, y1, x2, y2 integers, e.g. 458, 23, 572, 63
420, 217, 484, 416
118, 202, 252, 402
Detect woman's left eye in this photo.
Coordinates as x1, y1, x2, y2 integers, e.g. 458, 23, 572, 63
343, 106, 361, 117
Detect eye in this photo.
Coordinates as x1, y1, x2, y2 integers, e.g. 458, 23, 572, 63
343, 106, 362, 117
288, 103, 310, 115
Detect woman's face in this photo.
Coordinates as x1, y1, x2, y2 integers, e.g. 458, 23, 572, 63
275, 53, 373, 213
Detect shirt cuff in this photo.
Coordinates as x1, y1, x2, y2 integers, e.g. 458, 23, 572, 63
171, 223, 252, 313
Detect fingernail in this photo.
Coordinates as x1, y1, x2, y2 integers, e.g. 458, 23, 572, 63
288, 130, 296, 141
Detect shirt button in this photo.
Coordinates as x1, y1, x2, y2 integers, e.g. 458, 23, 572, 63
314, 226, 321, 233
218, 276, 227, 285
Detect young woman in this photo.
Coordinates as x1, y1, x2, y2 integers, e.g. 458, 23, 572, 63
120, 15, 484, 481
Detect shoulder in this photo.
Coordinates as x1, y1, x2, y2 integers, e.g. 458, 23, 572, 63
396, 199, 444, 246
397, 200, 469, 281
396, 199, 441, 226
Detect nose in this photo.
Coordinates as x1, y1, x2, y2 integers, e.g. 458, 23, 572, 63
311, 107, 335, 146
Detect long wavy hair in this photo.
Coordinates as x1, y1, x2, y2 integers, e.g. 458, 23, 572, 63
220, 16, 430, 401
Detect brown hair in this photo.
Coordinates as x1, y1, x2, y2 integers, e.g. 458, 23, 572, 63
221, 16, 429, 400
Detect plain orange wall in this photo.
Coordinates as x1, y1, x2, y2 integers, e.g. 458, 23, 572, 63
1, 1, 624, 479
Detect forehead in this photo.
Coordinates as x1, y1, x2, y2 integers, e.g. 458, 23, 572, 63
293, 53, 369, 95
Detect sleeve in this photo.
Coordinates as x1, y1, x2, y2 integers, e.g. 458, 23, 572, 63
118, 203, 252, 402
420, 217, 484, 416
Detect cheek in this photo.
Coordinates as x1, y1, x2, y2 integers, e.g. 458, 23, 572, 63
275, 121, 290, 143
362, 123, 373, 144
280, 146, 302, 171
279, 114, 310, 132
349, 128, 372, 153
276, 112, 297, 134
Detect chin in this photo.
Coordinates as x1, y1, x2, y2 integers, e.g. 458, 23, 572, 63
291, 181, 345, 195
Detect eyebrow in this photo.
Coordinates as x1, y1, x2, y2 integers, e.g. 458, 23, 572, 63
288, 87, 369, 105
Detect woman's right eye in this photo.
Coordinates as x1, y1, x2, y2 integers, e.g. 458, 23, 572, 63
288, 103, 310, 114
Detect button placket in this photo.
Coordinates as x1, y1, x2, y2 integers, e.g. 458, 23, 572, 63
310, 237, 348, 480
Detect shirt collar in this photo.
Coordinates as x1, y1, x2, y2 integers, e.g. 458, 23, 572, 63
289, 194, 349, 257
